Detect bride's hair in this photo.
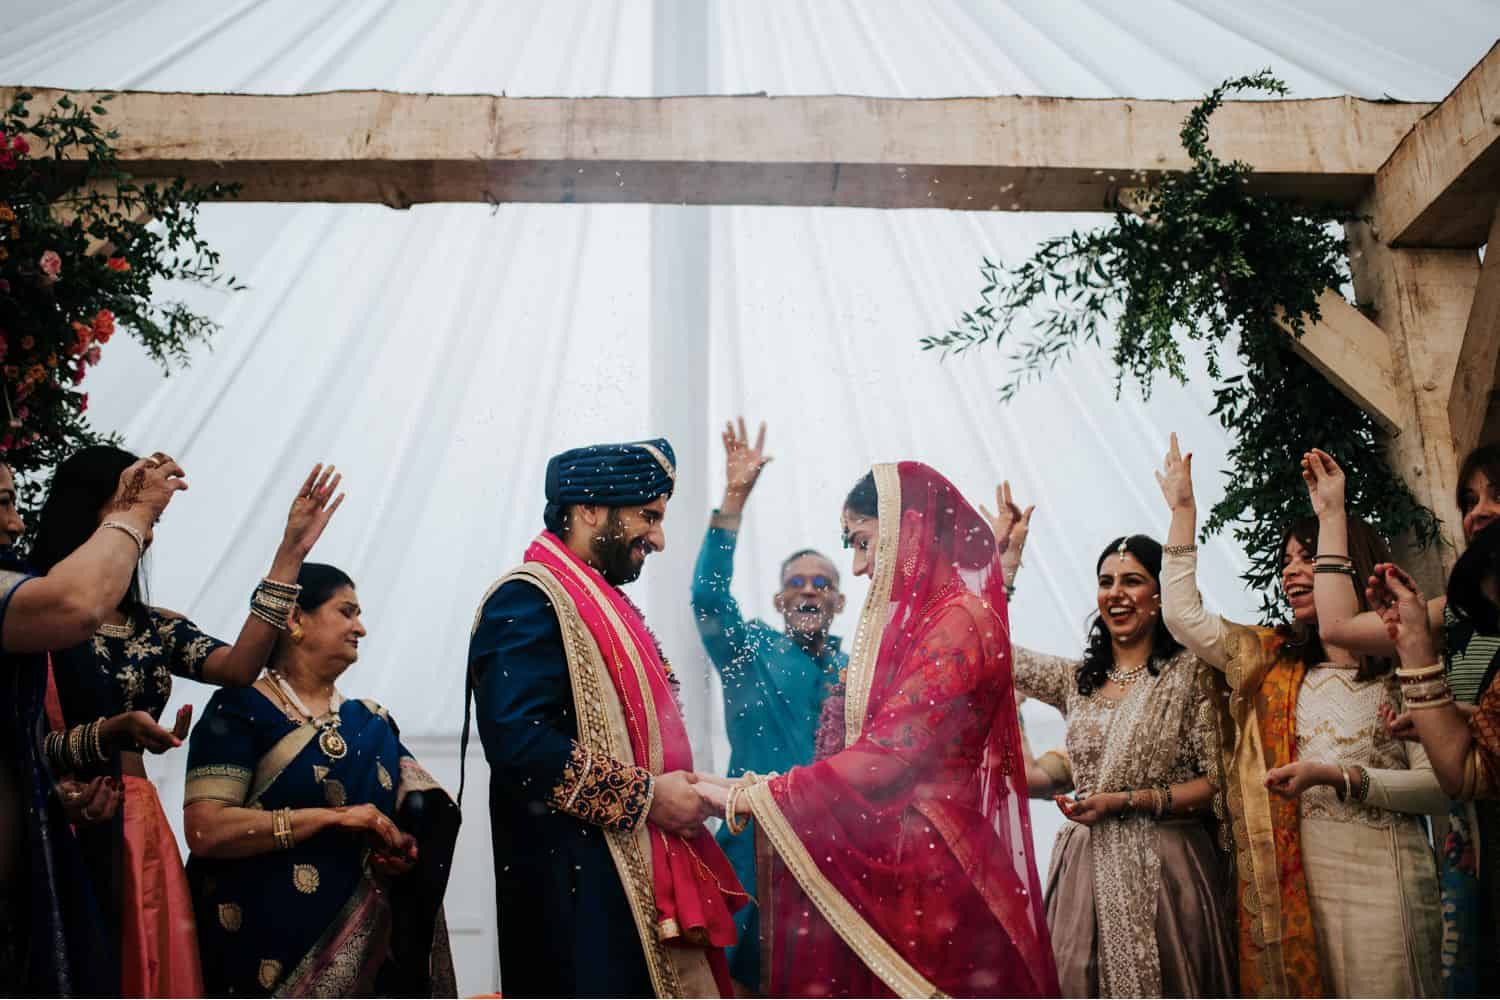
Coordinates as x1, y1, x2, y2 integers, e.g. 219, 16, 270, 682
1075, 535, 1182, 695
844, 471, 878, 519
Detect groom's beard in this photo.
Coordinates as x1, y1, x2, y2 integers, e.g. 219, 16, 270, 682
590, 514, 645, 586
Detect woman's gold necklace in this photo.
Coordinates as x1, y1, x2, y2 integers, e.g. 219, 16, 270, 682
268, 669, 347, 761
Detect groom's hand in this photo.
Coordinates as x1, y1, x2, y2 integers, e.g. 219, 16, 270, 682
649, 770, 715, 834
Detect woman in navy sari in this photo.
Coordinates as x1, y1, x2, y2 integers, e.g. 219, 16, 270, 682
184, 563, 459, 997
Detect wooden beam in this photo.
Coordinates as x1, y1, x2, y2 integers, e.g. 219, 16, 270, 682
1346, 215, 1482, 588
1276, 291, 1402, 434
1371, 39, 1500, 248
1450, 202, 1500, 457
0, 86, 1431, 211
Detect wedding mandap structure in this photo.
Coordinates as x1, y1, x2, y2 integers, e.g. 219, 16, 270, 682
4, 3, 1496, 990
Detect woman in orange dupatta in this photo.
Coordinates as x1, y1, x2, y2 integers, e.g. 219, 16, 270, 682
711, 462, 1058, 998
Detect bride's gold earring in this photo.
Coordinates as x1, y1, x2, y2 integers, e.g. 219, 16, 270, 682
289, 624, 304, 643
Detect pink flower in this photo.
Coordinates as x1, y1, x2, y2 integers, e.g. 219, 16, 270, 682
85, 345, 101, 366
78, 394, 88, 413
71, 365, 85, 385
9, 135, 27, 156
39, 250, 61, 279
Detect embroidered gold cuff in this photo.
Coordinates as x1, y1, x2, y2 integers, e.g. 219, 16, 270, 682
548, 741, 653, 832
185, 764, 253, 805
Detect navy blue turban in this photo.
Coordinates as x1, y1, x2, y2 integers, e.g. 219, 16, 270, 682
544, 437, 677, 525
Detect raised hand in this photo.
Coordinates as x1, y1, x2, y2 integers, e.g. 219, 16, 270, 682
282, 464, 345, 558
105, 452, 189, 543
720, 418, 771, 515
1154, 433, 1195, 512
1366, 563, 1437, 667
979, 481, 1034, 584
1301, 448, 1347, 520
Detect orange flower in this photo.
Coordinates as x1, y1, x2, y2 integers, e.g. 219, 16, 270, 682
71, 321, 92, 354
45, 353, 57, 368
92, 309, 115, 342
0, 204, 13, 222
105, 256, 130, 272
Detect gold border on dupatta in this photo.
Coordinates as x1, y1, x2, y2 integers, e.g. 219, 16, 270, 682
535, 534, 665, 773
743, 782, 945, 999
843, 463, 902, 749
246, 726, 319, 807
480, 565, 691, 998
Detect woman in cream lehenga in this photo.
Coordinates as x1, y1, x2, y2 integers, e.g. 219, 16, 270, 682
705, 462, 1059, 998
1157, 435, 1443, 997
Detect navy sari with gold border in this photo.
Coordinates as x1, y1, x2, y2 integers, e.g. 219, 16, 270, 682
185, 686, 458, 997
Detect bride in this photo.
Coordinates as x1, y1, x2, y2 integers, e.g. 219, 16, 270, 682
704, 462, 1059, 998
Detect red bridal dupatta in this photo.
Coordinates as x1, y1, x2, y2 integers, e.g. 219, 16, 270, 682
744, 463, 1059, 998
517, 532, 744, 997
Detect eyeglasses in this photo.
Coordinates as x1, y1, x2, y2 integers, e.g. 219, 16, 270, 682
784, 574, 835, 592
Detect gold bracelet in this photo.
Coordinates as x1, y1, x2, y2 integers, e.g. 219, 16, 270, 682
1407, 693, 1455, 711
272, 807, 295, 850
99, 519, 145, 558
1396, 662, 1445, 682
725, 785, 750, 836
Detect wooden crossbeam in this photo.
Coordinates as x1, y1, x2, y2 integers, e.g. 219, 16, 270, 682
1277, 291, 1402, 433
1371, 39, 1500, 248
0, 86, 1431, 212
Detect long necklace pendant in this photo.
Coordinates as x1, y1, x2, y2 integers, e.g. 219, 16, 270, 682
318, 723, 348, 760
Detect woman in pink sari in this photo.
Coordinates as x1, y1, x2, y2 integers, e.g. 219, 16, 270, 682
710, 462, 1059, 998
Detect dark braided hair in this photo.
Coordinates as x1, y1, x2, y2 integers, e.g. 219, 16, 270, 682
1075, 535, 1183, 696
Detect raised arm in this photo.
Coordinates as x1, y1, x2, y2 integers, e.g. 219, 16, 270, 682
980, 480, 1034, 596
1155, 435, 1231, 670
196, 465, 345, 687
1305, 449, 1444, 656
690, 419, 772, 659
4, 454, 186, 653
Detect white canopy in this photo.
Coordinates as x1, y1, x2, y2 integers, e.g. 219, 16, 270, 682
5, 1, 1493, 990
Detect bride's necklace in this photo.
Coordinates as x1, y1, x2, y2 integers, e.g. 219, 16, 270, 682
268, 669, 348, 760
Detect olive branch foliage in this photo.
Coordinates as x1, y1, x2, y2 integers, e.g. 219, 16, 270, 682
923, 71, 1439, 616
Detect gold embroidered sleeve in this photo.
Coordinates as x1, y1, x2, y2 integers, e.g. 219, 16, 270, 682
185, 764, 253, 805
548, 741, 654, 831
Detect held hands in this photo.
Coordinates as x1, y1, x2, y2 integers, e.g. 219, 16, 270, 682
370, 833, 419, 877
281, 464, 345, 559
58, 776, 122, 825
648, 771, 718, 835
1366, 563, 1437, 667
720, 418, 772, 514
1154, 433, 1194, 512
980, 481, 1034, 584
1300, 449, 1347, 520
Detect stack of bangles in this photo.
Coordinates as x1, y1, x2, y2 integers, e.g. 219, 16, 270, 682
44, 717, 108, 772
1333, 763, 1371, 803
272, 807, 295, 850
249, 578, 302, 630
1121, 784, 1174, 819
1397, 662, 1453, 710
1313, 553, 1357, 580
725, 771, 773, 836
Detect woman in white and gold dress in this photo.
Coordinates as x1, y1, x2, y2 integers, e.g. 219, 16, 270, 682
992, 485, 1236, 999
1157, 436, 1443, 997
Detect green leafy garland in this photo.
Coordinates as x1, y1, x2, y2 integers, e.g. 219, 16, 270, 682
924, 71, 1439, 615
0, 89, 238, 505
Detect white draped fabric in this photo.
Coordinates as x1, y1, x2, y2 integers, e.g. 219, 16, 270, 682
3, 1, 1493, 990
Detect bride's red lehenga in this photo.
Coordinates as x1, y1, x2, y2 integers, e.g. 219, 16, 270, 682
744, 462, 1060, 998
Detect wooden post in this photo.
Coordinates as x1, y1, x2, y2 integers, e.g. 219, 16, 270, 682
1345, 218, 1481, 588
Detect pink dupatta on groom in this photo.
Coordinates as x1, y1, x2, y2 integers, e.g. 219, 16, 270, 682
525, 532, 745, 996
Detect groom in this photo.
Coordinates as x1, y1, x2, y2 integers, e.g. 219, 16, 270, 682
468, 438, 743, 998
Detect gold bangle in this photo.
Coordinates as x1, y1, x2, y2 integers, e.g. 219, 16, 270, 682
725, 785, 750, 836
1396, 662, 1445, 682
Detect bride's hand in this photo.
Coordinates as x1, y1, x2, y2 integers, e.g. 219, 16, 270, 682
696, 781, 730, 814
980, 481, 1034, 583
